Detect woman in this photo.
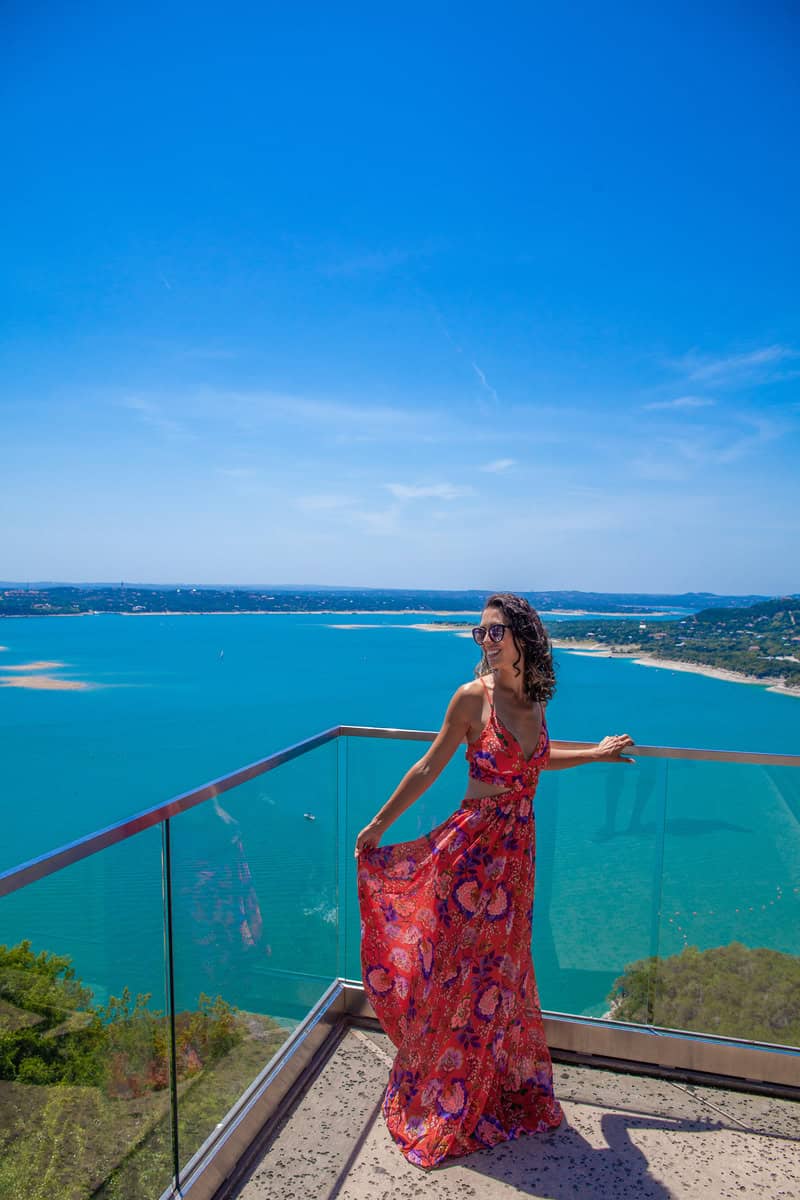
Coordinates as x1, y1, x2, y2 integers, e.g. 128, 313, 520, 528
355, 593, 634, 1169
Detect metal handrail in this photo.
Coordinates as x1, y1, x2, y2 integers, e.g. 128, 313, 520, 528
2, 724, 798, 899
338, 726, 800, 765
0, 726, 340, 898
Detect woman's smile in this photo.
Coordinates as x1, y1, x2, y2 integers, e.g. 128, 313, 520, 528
481, 608, 510, 669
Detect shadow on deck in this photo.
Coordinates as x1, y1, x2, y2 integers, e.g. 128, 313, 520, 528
226, 1025, 800, 1200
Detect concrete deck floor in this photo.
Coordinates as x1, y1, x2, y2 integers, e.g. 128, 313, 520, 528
234, 1028, 800, 1200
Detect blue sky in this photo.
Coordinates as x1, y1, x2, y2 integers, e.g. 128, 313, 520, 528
2, 2, 798, 594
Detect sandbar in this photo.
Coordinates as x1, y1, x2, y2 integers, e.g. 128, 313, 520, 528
409, 623, 478, 640
554, 641, 800, 697
410, 622, 471, 632
0, 675, 92, 691
542, 610, 673, 618
767, 684, 800, 699
1, 660, 67, 671
551, 639, 607, 652
562, 649, 613, 657
630, 654, 800, 695
328, 623, 384, 629
328, 622, 478, 634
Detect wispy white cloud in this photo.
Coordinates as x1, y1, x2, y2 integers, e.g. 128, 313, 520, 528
643, 395, 716, 411
384, 482, 473, 501
479, 458, 516, 473
631, 433, 706, 482
672, 344, 799, 385
631, 455, 691, 483
630, 412, 790, 481
215, 467, 257, 480
226, 391, 445, 442
120, 396, 195, 440
295, 493, 356, 512
471, 361, 499, 404
713, 413, 787, 464
347, 505, 404, 536
287, 397, 417, 428
116, 385, 487, 453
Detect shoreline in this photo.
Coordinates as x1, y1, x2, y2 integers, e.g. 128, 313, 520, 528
118, 609, 478, 617
553, 641, 800, 698
0, 607, 679, 620
410, 622, 471, 632
2, 608, 481, 619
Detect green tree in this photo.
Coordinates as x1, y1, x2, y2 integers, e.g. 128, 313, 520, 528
608, 942, 800, 1042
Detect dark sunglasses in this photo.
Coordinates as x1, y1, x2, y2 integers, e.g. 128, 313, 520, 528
471, 622, 509, 646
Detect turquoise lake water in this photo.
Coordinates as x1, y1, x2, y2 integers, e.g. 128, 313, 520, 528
1, 613, 799, 1025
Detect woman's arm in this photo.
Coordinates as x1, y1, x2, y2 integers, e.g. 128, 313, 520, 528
545, 733, 634, 771
354, 687, 474, 856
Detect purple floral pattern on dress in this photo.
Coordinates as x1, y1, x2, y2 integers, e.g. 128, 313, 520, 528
357, 711, 563, 1169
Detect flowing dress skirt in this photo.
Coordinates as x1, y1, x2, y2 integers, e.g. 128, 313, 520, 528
357, 786, 563, 1169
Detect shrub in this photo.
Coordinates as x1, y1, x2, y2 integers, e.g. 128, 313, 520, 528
608, 941, 800, 1043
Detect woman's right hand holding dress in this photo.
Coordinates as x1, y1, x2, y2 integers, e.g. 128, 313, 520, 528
354, 817, 391, 857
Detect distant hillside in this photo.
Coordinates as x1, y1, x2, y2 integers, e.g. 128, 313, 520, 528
552, 595, 800, 689
0, 584, 771, 619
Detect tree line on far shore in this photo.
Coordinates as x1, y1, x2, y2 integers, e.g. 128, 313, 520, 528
553, 596, 800, 689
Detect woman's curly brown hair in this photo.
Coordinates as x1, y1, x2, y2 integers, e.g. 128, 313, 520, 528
475, 592, 557, 704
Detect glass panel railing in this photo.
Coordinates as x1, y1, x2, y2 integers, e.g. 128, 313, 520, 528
343, 732, 669, 1023
344, 733, 800, 1048
641, 759, 800, 1045
341, 734, 467, 980
0, 826, 173, 1200
3, 730, 798, 1200
535, 755, 668, 1019
168, 738, 339, 1174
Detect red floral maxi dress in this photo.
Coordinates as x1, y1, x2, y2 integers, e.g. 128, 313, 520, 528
357, 689, 564, 1169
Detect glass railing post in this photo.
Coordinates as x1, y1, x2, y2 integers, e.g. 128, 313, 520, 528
161, 816, 181, 1191
167, 739, 340, 1177
336, 734, 348, 982
0, 827, 173, 1198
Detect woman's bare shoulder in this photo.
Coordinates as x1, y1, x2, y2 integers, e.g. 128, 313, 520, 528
449, 678, 489, 714
458, 677, 490, 697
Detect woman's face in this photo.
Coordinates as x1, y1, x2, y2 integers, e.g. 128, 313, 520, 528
480, 605, 522, 674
